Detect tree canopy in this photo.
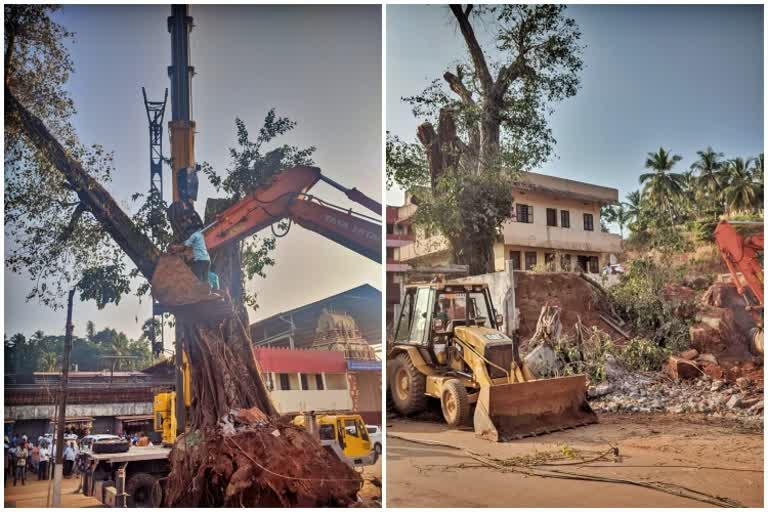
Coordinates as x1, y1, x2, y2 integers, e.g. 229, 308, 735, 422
387, 4, 583, 274
5, 5, 307, 312
622, 147, 763, 250
5, 322, 154, 376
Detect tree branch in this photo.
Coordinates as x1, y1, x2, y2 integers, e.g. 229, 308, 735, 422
449, 4, 493, 93
495, 59, 535, 97
58, 202, 86, 244
4, 28, 15, 87
443, 70, 475, 105
5, 86, 160, 279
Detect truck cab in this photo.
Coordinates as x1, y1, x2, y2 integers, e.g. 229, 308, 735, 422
293, 413, 376, 467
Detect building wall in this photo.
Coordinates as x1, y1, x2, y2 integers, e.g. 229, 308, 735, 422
270, 389, 353, 414
500, 190, 621, 255
5, 402, 153, 421
8, 419, 49, 440
265, 369, 353, 414
397, 192, 620, 270
351, 372, 381, 426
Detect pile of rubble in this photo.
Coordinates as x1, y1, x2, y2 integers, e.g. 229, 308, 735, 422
588, 355, 763, 423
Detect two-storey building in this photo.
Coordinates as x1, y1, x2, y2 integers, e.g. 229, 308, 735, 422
394, 171, 622, 274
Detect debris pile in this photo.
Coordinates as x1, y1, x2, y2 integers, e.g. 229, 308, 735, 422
515, 272, 625, 345
689, 278, 760, 358
588, 370, 763, 423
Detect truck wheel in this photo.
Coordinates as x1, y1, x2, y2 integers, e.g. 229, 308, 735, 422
389, 353, 427, 415
440, 379, 470, 428
126, 473, 161, 508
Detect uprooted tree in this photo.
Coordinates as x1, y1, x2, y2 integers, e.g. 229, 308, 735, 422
387, 4, 583, 274
5, 6, 360, 506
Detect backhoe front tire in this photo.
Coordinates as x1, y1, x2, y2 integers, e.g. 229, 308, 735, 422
441, 379, 471, 428
389, 353, 427, 416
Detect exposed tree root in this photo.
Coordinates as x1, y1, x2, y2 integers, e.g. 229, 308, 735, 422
164, 416, 362, 507
164, 320, 363, 507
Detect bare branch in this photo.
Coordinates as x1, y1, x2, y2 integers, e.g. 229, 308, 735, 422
443, 70, 475, 105
449, 4, 493, 93
58, 202, 86, 244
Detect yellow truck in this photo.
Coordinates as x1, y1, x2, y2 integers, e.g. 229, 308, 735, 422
292, 412, 376, 467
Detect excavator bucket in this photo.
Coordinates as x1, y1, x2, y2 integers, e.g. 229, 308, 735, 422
151, 255, 234, 321
473, 374, 597, 441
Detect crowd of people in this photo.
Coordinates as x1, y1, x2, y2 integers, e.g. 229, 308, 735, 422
4, 433, 79, 486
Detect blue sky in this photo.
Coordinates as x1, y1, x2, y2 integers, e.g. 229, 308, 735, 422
386, 4, 764, 206
5, 5, 382, 342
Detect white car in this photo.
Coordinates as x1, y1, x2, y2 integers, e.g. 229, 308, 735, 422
365, 425, 382, 456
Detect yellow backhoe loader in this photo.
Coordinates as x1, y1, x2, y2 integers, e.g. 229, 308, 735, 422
387, 281, 597, 441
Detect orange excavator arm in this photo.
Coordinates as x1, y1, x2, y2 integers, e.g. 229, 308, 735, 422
202, 165, 381, 262
713, 220, 764, 310
288, 199, 381, 262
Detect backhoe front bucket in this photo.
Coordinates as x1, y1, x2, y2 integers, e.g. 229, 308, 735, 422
151, 255, 234, 321
473, 375, 597, 441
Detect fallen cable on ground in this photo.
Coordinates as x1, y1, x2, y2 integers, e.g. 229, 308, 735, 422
388, 433, 745, 508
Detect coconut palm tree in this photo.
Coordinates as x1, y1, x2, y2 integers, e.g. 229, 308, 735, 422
623, 190, 643, 223
639, 147, 685, 221
752, 153, 764, 206
690, 147, 723, 198
603, 203, 631, 239
679, 169, 700, 218
722, 157, 759, 213
622, 190, 645, 233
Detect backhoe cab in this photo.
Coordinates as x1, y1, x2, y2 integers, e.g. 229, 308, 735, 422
388, 281, 597, 441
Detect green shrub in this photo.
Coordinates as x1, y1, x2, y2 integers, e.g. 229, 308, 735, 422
555, 327, 615, 383
619, 337, 670, 372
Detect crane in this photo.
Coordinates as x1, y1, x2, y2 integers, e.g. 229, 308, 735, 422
158, 5, 382, 435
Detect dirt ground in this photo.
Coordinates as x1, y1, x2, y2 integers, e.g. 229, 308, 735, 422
3, 475, 101, 508
359, 457, 382, 507
387, 413, 763, 508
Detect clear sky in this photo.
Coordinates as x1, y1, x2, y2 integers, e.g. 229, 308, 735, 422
386, 4, 764, 208
4, 5, 382, 344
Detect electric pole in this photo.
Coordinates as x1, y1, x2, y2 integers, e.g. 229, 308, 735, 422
51, 288, 75, 507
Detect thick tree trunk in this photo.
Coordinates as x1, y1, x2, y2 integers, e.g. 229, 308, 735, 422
418, 108, 497, 275
7, 86, 362, 506
6, 87, 160, 278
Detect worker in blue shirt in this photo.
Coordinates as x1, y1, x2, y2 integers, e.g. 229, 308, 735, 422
183, 226, 210, 283
208, 263, 220, 290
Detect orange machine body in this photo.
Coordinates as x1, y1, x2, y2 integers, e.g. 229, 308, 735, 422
713, 220, 764, 316
202, 165, 381, 262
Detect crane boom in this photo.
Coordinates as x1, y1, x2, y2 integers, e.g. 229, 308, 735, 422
168, 4, 196, 204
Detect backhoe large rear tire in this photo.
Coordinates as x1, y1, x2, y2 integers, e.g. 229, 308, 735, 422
389, 352, 427, 416
440, 379, 471, 428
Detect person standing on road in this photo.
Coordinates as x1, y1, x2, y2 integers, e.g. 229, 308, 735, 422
13, 442, 28, 486
30, 442, 39, 475
4, 436, 11, 485
63, 442, 76, 477
38, 442, 50, 481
